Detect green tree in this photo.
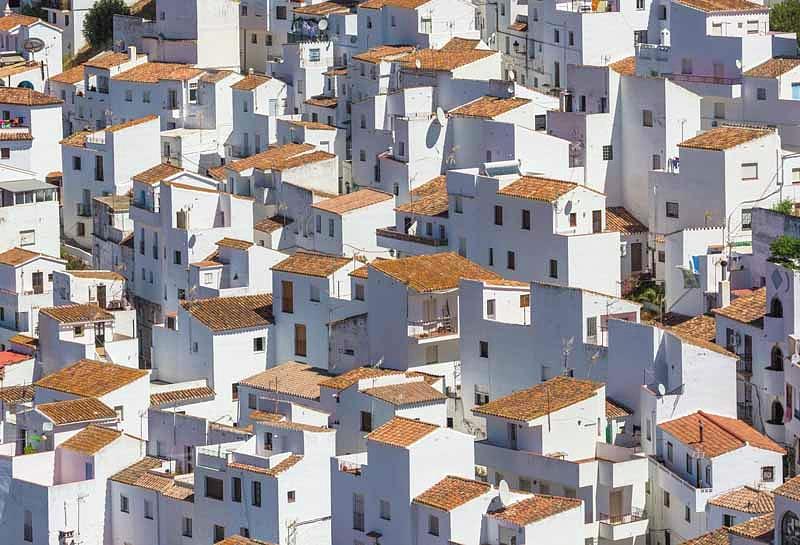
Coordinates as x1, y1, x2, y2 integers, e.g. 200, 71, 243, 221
772, 198, 794, 215
83, 0, 130, 48
769, 235, 800, 269
770, 0, 800, 40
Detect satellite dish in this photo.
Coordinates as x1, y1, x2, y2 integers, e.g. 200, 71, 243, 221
498, 479, 511, 506
318, 18, 329, 31
507, 69, 516, 81
435, 106, 445, 125
657, 383, 666, 396
735, 59, 742, 69
22, 37, 45, 53
415, 58, 422, 70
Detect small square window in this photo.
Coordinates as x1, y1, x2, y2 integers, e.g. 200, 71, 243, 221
666, 201, 679, 218
757, 87, 767, 100
479, 340, 489, 358
253, 336, 265, 352
642, 109, 653, 127
762, 466, 775, 482
663, 490, 670, 507
602, 145, 613, 161
287, 490, 296, 503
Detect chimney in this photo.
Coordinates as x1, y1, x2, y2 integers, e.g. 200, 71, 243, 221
717, 279, 731, 309
128, 45, 137, 62
248, 68, 254, 76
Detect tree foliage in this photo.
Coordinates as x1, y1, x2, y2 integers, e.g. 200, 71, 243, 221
769, 235, 800, 269
772, 199, 795, 216
770, 0, 800, 40
83, 0, 130, 48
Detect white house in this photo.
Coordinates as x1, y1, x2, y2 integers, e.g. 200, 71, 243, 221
229, 73, 289, 156
91, 194, 133, 272
0, 87, 63, 180
0, 13, 62, 82
0, 179, 60, 257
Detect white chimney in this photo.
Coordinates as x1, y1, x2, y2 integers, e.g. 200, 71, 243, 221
717, 280, 731, 309
128, 45, 137, 61
248, 68, 254, 75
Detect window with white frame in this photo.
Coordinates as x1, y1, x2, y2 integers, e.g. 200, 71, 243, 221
741, 162, 758, 180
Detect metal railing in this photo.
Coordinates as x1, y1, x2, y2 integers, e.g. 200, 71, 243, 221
665, 73, 742, 86
599, 508, 646, 525
376, 227, 449, 247
408, 316, 456, 338
738, 401, 753, 423
737, 354, 752, 374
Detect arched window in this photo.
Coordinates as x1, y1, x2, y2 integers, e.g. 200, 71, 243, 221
783, 510, 800, 545
17, 81, 33, 89
771, 346, 784, 371
771, 400, 784, 424
771, 297, 784, 318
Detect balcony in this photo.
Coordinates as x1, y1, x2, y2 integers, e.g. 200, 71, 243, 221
738, 401, 753, 424
650, 456, 714, 511
408, 316, 457, 341
376, 226, 449, 255
736, 354, 752, 376
76, 203, 92, 217
287, 31, 329, 44
665, 73, 742, 86
598, 508, 649, 541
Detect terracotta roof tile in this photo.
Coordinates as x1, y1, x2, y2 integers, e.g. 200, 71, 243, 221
0, 62, 40, 79
39, 303, 113, 324
305, 95, 339, 108
396, 176, 449, 217
498, 176, 578, 202
111, 457, 195, 501
182, 294, 273, 332
371, 252, 504, 293
319, 366, 403, 390
8, 334, 37, 348
272, 250, 351, 278
367, 416, 438, 447
349, 263, 369, 279
508, 20, 528, 32
681, 528, 730, 545
352, 45, 415, 64
60, 130, 90, 148
215, 536, 276, 545
609, 56, 637, 76
250, 411, 333, 433
84, 51, 133, 69
93, 194, 131, 212
359, 0, 430, 8
489, 494, 582, 526
0, 247, 42, 266
324, 67, 348, 76
132, 162, 183, 185
727, 513, 774, 540
0, 351, 30, 366
150, 386, 215, 407
231, 74, 272, 91
312, 188, 392, 215
713, 288, 766, 327
228, 454, 303, 476
473, 376, 603, 422
606, 207, 647, 234
221, 143, 333, 174
239, 361, 331, 400
744, 57, 800, 78
113, 62, 203, 83
60, 424, 122, 455
707, 486, 774, 514
679, 126, 773, 151
0, 14, 41, 31
216, 237, 254, 250
774, 474, 800, 501
449, 96, 531, 119
414, 476, 491, 510
676, 0, 765, 12
664, 318, 734, 357
37, 397, 117, 425
0, 384, 33, 404
68, 270, 125, 280
659, 411, 785, 458
0, 87, 62, 106
254, 215, 293, 233
294, 0, 357, 15
105, 114, 159, 132
111, 457, 163, 485
606, 398, 631, 419
200, 70, 236, 83
441, 37, 481, 51
363, 381, 445, 406
400, 48, 497, 72
35, 359, 148, 397
287, 119, 336, 130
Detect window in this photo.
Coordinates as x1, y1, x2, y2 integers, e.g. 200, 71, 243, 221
549, 259, 558, 279
77, 222, 85, 237
479, 340, 489, 358
24, 510, 32, 542
666, 201, 679, 218
714, 102, 725, 119
380, 499, 391, 520
143, 90, 151, 103
762, 466, 775, 482
232, 476, 242, 502
486, 299, 496, 318
686, 453, 693, 474
475, 384, 490, 405
793, 168, 800, 184
681, 58, 693, 75
723, 514, 736, 527
554, 29, 560, 43
742, 209, 752, 230
120, 494, 130, 513
667, 441, 674, 462
771, 297, 783, 318
568, 31, 574, 46
454, 195, 463, 213
288, 490, 296, 503
353, 493, 365, 531
85, 462, 94, 479
74, 325, 84, 337
252, 481, 262, 507
520, 294, 530, 308
428, 515, 440, 536
214, 525, 225, 543
663, 490, 670, 507
188, 83, 198, 103
569, 213, 577, 227
294, 324, 307, 356
507, 251, 515, 270
518, 478, 532, 491
241, 528, 250, 538
173, 250, 181, 265
309, 48, 320, 62
310, 284, 320, 302
205, 476, 224, 500
705, 465, 712, 486
354, 283, 365, 301
360, 410, 372, 432
253, 337, 265, 352
488, 247, 494, 266
653, 154, 662, 170
248, 393, 257, 410
182, 517, 193, 537
264, 431, 273, 450
602, 145, 613, 160
144, 499, 153, 520
72, 156, 81, 170
359, 149, 366, 162
757, 87, 767, 101
643, 109, 653, 127
521, 209, 530, 230
494, 205, 503, 225
251, 33, 257, 44
276, 5, 286, 19
741, 162, 758, 180
634, 29, 647, 43
281, 280, 294, 313
685, 505, 691, 523
328, 218, 335, 237
19, 230, 34, 247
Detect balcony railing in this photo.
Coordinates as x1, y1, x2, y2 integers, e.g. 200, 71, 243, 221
376, 226, 449, 247
599, 508, 646, 525
664, 73, 742, 86
287, 31, 329, 44
408, 316, 456, 339
76, 203, 92, 217
738, 401, 753, 423
737, 354, 752, 375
